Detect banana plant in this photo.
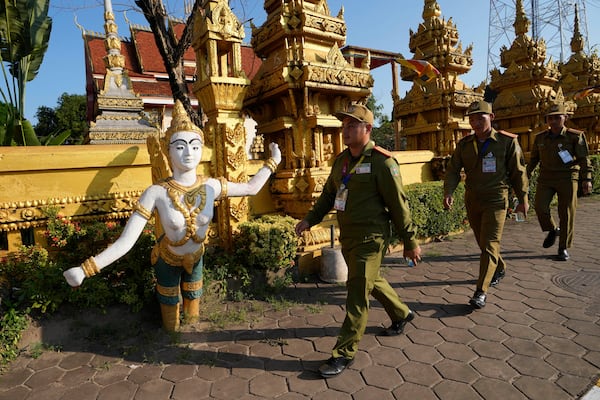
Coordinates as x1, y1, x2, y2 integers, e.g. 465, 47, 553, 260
0, 0, 52, 145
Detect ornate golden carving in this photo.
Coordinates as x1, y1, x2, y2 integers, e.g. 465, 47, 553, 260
0, 192, 143, 232
225, 122, 245, 145
226, 146, 246, 170
229, 198, 247, 222
205, 0, 245, 40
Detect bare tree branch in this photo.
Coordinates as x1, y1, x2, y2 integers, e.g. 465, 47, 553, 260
134, 0, 203, 127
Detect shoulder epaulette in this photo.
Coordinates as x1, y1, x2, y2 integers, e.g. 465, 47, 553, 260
566, 127, 584, 135
497, 130, 517, 139
373, 145, 393, 157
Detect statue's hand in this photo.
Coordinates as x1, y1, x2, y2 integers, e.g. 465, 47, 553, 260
269, 142, 282, 164
63, 267, 86, 287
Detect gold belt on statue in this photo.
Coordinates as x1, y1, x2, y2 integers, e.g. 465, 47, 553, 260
151, 239, 205, 275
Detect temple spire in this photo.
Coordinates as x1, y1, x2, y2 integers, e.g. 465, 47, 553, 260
570, 4, 584, 54
103, 0, 125, 77
514, 0, 530, 37
85, 0, 157, 144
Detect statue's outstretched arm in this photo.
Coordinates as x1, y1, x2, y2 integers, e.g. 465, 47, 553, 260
63, 188, 157, 287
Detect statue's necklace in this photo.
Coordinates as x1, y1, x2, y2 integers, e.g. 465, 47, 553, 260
162, 177, 207, 246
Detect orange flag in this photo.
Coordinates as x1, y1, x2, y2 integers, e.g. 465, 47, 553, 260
396, 58, 440, 83
572, 85, 600, 100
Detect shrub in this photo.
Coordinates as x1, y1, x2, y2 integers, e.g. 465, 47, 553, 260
1, 214, 157, 316
0, 307, 28, 366
404, 181, 469, 239
233, 215, 298, 272
0, 212, 157, 365
203, 246, 250, 300
0, 245, 68, 314
204, 215, 299, 300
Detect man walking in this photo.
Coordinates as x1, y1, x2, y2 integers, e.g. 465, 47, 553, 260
444, 100, 529, 309
526, 102, 593, 261
295, 103, 421, 378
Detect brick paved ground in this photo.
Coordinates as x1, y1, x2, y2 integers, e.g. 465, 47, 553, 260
1, 196, 599, 400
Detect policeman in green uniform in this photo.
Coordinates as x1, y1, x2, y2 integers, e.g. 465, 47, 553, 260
295, 103, 422, 378
526, 102, 593, 261
444, 100, 529, 309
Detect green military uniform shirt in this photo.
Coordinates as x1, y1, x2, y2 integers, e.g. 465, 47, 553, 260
305, 140, 419, 250
526, 127, 593, 181
444, 129, 528, 202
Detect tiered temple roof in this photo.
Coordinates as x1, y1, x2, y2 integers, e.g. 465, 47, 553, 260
558, 5, 600, 152
83, 19, 261, 129
394, 0, 482, 155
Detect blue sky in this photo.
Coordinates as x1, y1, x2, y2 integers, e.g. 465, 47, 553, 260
25, 0, 600, 123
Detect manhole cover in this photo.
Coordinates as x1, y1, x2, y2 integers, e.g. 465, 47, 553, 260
552, 270, 600, 297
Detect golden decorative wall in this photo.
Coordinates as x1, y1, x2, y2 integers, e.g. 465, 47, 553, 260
0, 144, 273, 256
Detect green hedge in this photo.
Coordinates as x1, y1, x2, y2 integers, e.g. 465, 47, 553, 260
588, 154, 600, 195
404, 181, 469, 239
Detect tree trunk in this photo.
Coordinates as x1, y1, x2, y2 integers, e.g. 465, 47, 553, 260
134, 0, 204, 128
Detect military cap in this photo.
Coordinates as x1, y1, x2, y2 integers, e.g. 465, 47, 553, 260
465, 100, 493, 115
335, 104, 374, 125
545, 103, 570, 116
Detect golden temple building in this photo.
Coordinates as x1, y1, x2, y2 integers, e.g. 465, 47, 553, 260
488, 0, 559, 153
244, 0, 373, 219
558, 5, 600, 153
486, 0, 599, 156
393, 0, 482, 156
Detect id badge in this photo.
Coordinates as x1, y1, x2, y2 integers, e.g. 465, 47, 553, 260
482, 156, 497, 173
355, 163, 371, 174
558, 149, 574, 163
334, 186, 348, 211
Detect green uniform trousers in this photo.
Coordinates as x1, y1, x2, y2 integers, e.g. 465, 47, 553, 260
332, 235, 411, 360
534, 179, 578, 249
465, 191, 508, 293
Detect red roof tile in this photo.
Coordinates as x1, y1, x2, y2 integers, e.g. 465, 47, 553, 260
84, 21, 262, 121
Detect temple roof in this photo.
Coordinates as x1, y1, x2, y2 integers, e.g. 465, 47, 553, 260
83, 21, 262, 121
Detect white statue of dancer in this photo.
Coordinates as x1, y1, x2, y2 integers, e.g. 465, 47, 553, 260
64, 100, 281, 331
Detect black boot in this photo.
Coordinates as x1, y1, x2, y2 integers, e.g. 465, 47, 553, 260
379, 311, 415, 336
469, 290, 486, 309
543, 228, 559, 248
556, 248, 569, 261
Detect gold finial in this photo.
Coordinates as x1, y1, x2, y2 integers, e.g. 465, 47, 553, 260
165, 100, 204, 143
570, 4, 584, 53
514, 0, 530, 37
423, 0, 441, 20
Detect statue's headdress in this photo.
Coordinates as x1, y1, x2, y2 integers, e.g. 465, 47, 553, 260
164, 100, 204, 144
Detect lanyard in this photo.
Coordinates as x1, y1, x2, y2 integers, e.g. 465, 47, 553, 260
473, 138, 491, 158
341, 154, 365, 186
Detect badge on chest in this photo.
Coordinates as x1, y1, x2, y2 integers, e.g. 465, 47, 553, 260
482, 152, 496, 173
354, 163, 371, 174
334, 184, 348, 211
558, 144, 573, 164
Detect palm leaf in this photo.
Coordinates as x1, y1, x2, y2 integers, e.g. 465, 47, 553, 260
0, 1, 26, 61
23, 0, 52, 81
0, 0, 51, 145
43, 129, 72, 146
